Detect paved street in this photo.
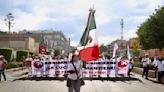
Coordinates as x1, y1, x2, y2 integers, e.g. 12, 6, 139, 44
0, 69, 164, 92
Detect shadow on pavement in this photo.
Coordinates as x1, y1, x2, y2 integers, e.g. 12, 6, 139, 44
146, 78, 164, 85
13, 76, 143, 83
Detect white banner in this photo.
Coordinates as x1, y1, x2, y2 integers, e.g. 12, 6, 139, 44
31, 59, 129, 77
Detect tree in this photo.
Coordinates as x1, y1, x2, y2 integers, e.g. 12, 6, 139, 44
54, 48, 60, 56
99, 44, 107, 54
0, 31, 7, 35
137, 6, 164, 50
4, 13, 14, 34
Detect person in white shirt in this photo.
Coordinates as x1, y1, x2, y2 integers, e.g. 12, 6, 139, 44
128, 58, 134, 77
141, 55, 151, 79
25, 55, 33, 77
67, 54, 84, 92
153, 56, 158, 78
155, 57, 164, 83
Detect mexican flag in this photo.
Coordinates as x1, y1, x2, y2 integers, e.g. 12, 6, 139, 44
78, 9, 99, 62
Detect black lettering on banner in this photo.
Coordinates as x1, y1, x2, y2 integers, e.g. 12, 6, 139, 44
55, 71, 60, 74
110, 62, 113, 64
46, 67, 50, 70
56, 66, 67, 69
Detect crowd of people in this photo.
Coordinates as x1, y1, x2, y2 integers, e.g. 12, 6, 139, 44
141, 54, 164, 83
0, 52, 164, 92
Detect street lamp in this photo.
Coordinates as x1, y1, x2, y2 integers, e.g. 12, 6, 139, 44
4, 13, 14, 34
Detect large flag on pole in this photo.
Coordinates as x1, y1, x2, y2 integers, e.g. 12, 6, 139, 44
78, 8, 99, 62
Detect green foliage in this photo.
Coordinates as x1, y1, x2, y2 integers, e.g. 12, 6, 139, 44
99, 44, 108, 54
0, 48, 12, 62
6, 62, 23, 69
133, 61, 142, 68
71, 48, 76, 53
137, 7, 164, 50
54, 48, 60, 56
133, 50, 140, 57
16, 50, 28, 62
0, 48, 13, 68
0, 31, 7, 35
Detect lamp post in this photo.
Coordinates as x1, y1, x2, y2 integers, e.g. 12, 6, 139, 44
4, 13, 14, 34
120, 19, 124, 40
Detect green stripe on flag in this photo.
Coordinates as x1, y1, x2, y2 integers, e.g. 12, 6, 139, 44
80, 9, 96, 46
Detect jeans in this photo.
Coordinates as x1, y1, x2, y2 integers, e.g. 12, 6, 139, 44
158, 71, 164, 83
142, 66, 149, 78
128, 69, 132, 76
68, 79, 81, 92
0, 70, 6, 81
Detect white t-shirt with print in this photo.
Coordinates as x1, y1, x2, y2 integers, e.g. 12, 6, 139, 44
67, 60, 83, 80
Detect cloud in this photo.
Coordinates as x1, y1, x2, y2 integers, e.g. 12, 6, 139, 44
98, 35, 117, 45
0, 0, 163, 46
124, 28, 138, 40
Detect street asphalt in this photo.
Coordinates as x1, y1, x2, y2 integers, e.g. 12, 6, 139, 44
0, 69, 163, 92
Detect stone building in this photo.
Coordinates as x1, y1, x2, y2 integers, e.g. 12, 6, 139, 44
0, 34, 38, 53
19, 29, 70, 54
109, 39, 128, 57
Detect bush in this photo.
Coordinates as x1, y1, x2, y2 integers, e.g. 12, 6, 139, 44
16, 50, 28, 62
133, 61, 142, 68
9, 62, 23, 69
54, 48, 60, 56
0, 48, 13, 68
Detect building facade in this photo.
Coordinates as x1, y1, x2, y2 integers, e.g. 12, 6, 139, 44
19, 29, 70, 54
109, 40, 128, 57
0, 34, 38, 53
0, 29, 70, 54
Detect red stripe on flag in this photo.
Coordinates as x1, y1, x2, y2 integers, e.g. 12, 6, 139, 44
79, 45, 99, 62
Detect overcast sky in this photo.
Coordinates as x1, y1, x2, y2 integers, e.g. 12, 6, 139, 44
0, 0, 163, 46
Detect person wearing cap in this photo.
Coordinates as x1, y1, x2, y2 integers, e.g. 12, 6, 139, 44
141, 54, 151, 79
0, 55, 7, 81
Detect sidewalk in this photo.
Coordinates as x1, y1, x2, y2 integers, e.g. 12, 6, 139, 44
1, 68, 28, 81
6, 67, 25, 72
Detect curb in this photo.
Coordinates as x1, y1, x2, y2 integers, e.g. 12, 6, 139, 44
6, 67, 25, 72
132, 67, 155, 78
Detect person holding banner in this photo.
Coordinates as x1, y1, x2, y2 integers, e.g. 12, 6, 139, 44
67, 54, 84, 92
33, 56, 44, 77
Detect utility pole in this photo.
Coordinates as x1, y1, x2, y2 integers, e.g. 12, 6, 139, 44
120, 19, 124, 40
4, 13, 14, 34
